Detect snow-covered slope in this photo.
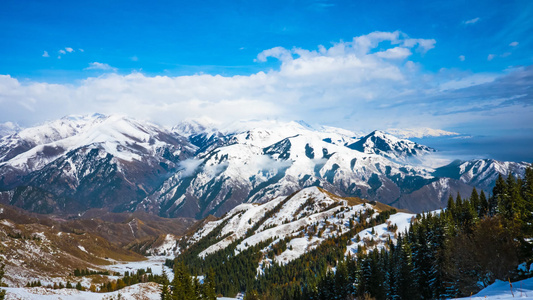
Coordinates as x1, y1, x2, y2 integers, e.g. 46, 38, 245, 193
176, 187, 420, 275
4, 282, 161, 300
0, 115, 528, 218
0, 121, 20, 138
0, 114, 196, 214
347, 130, 435, 162
455, 276, 533, 300
434, 159, 530, 191
141, 123, 434, 218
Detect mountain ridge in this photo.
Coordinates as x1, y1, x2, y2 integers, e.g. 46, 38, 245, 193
0, 114, 529, 219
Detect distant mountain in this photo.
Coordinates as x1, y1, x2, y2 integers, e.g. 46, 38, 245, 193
141, 121, 437, 218
0, 114, 196, 214
0, 121, 20, 138
347, 130, 435, 162
0, 115, 529, 218
433, 159, 529, 191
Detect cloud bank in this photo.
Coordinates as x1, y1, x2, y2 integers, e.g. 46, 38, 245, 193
0, 31, 531, 139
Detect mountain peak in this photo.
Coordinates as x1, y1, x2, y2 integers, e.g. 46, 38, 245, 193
348, 130, 435, 161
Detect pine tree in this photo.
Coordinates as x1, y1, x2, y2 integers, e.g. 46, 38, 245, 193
479, 190, 489, 217
446, 194, 455, 217
0, 264, 5, 300
492, 174, 507, 216
521, 167, 533, 238
334, 259, 349, 299
470, 188, 480, 216
161, 268, 170, 300
202, 268, 216, 300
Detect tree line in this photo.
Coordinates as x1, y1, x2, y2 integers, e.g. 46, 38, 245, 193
171, 167, 533, 299
306, 167, 533, 299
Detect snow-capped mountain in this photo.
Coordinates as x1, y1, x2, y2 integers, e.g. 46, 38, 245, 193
140, 120, 438, 218
347, 130, 436, 162
0, 121, 20, 138
0, 114, 529, 218
0, 114, 196, 214
433, 159, 529, 191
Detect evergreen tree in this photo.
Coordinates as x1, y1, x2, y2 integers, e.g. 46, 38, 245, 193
0, 264, 5, 300
446, 194, 455, 216
492, 174, 507, 215
470, 188, 480, 216
203, 268, 216, 300
521, 167, 533, 238
161, 268, 170, 300
479, 190, 489, 217
334, 259, 349, 299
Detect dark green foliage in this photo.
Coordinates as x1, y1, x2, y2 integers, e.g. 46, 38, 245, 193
165, 261, 218, 300
0, 264, 5, 300
311, 166, 533, 300
170, 166, 533, 300
161, 268, 171, 300
73, 268, 110, 276
26, 280, 42, 288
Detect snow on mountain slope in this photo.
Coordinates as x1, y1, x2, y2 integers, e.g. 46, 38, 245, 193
0, 114, 104, 167
434, 159, 530, 191
176, 187, 429, 276
0, 114, 197, 214
142, 127, 434, 218
222, 120, 359, 148
172, 117, 219, 137
348, 130, 435, 163
345, 212, 416, 256
182, 187, 392, 266
0, 121, 20, 138
1, 114, 528, 218
1, 114, 194, 171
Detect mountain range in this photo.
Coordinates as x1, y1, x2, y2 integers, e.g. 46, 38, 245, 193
0, 114, 529, 219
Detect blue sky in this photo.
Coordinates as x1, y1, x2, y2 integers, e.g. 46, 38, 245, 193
0, 0, 532, 162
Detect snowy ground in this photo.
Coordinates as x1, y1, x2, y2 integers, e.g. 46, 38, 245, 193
4, 282, 161, 300
4, 283, 241, 300
454, 277, 533, 299
105, 255, 175, 281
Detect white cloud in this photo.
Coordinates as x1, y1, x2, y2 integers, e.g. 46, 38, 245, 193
386, 128, 459, 138
509, 41, 519, 47
375, 47, 412, 59
1, 31, 531, 138
131, 56, 138, 62
459, 55, 465, 61
464, 17, 480, 25
79, 48, 84, 52
65, 47, 74, 53
58, 49, 66, 54
42, 51, 49, 58
487, 54, 495, 61
85, 62, 117, 72
256, 46, 293, 62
